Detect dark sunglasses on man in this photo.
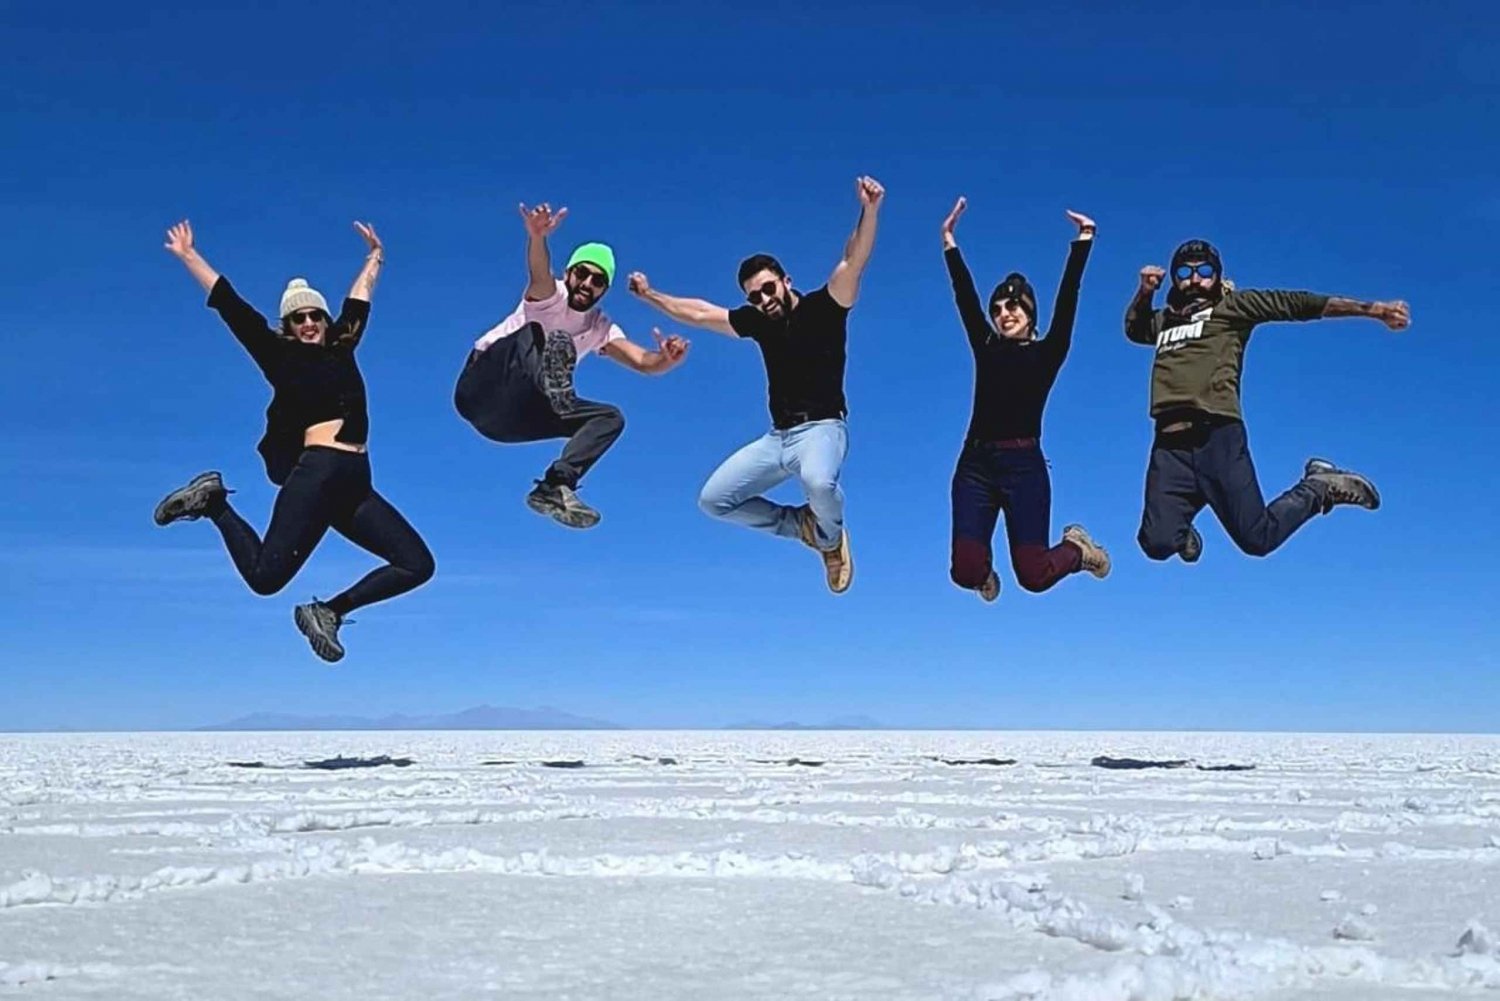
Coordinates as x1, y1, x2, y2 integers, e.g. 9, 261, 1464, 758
570, 265, 609, 291
1175, 263, 1218, 281
746, 279, 780, 305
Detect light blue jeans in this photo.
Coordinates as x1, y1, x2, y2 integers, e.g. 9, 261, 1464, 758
698, 419, 848, 550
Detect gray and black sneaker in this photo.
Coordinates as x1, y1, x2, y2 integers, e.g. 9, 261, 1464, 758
153, 471, 230, 526
294, 600, 347, 663
525, 480, 601, 529
541, 329, 579, 414
977, 569, 1001, 603
1180, 524, 1203, 563
1303, 458, 1380, 513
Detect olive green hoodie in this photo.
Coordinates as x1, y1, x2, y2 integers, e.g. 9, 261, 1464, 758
1125, 288, 1330, 421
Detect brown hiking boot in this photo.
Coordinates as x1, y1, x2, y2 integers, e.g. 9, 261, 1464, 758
798, 507, 852, 593
977, 570, 1000, 602
1063, 524, 1111, 579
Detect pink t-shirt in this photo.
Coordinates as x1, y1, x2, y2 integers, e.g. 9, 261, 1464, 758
473, 280, 625, 359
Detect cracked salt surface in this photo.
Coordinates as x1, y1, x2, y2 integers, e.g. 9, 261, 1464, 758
2, 730, 1498, 999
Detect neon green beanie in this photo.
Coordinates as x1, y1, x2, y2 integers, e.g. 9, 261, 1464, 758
566, 242, 616, 286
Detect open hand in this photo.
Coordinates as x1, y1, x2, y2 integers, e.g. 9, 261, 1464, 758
1378, 300, 1411, 331
164, 220, 195, 258
627, 271, 652, 297
941, 196, 967, 244
1139, 265, 1166, 293
856, 175, 885, 209
518, 202, 568, 238
652, 328, 690, 364
1066, 209, 1097, 240
353, 221, 383, 255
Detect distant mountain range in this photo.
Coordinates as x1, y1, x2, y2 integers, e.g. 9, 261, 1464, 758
725, 715, 887, 731
197, 705, 626, 731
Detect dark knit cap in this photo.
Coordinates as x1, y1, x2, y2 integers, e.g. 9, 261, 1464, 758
988, 272, 1037, 323
1170, 239, 1223, 276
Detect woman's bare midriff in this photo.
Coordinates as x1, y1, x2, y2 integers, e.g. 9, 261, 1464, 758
304, 419, 367, 453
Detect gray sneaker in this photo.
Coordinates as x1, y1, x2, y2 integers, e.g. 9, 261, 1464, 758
977, 569, 1001, 602
1303, 458, 1380, 513
1063, 524, 1111, 579
541, 329, 579, 414
526, 480, 601, 529
294, 600, 346, 663
153, 471, 230, 526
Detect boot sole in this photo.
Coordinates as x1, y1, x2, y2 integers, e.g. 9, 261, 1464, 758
541, 334, 578, 414
294, 606, 345, 663
153, 472, 223, 526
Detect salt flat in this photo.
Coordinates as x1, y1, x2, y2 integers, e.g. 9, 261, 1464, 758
2, 730, 1499, 999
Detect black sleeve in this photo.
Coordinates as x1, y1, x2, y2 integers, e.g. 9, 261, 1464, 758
331, 298, 371, 349
944, 246, 992, 351
206, 276, 280, 372
727, 304, 765, 340
1040, 239, 1092, 366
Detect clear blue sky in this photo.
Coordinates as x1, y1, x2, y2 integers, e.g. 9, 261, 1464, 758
2, 0, 1495, 732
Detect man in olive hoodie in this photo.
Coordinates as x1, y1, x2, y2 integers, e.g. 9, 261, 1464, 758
1125, 239, 1410, 562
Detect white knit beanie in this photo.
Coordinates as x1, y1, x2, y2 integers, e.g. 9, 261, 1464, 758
279, 278, 330, 319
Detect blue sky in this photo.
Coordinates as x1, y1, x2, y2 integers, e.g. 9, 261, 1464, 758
2, 0, 1495, 732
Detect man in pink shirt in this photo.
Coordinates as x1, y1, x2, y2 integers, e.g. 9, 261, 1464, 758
455, 203, 689, 528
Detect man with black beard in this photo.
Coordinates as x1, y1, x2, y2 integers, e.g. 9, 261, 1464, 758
627, 176, 885, 593
1125, 239, 1410, 563
454, 203, 689, 529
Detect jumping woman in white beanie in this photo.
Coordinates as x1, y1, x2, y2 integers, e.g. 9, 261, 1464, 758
154, 220, 434, 663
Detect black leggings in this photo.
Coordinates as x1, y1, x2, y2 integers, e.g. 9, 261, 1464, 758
210, 447, 435, 614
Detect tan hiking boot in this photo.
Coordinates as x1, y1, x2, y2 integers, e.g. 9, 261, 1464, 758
822, 528, 853, 593
1063, 524, 1111, 579
977, 570, 1001, 602
798, 506, 852, 593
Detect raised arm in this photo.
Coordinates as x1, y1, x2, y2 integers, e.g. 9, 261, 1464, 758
602, 328, 692, 375
165, 219, 279, 368
519, 202, 566, 301
939, 196, 991, 348
1322, 296, 1410, 329
346, 221, 384, 302
628, 272, 737, 336
1124, 265, 1164, 345
1040, 210, 1096, 362
164, 220, 221, 292
826, 175, 885, 308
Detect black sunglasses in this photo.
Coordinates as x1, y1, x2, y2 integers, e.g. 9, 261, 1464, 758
746, 279, 780, 305
570, 265, 608, 291
288, 309, 328, 325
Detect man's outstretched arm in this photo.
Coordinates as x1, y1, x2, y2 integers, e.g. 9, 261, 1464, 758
518, 202, 566, 301
602, 329, 692, 375
628, 272, 737, 336
1322, 297, 1411, 329
827, 175, 885, 309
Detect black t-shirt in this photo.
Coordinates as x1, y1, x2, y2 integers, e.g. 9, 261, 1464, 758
207, 276, 371, 485
727, 285, 849, 430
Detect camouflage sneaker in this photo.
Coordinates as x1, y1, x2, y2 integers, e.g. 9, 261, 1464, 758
153, 471, 231, 526
526, 480, 601, 529
294, 600, 347, 663
977, 569, 1001, 602
1303, 458, 1381, 513
1063, 524, 1111, 579
1180, 524, 1203, 564
541, 329, 579, 414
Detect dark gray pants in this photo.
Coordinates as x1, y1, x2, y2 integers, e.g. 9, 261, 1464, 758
454, 323, 625, 488
1137, 418, 1325, 560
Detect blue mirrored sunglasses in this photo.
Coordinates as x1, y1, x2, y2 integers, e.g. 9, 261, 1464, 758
1175, 263, 1217, 281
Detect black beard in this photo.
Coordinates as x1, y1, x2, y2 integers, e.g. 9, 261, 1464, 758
568, 289, 596, 311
